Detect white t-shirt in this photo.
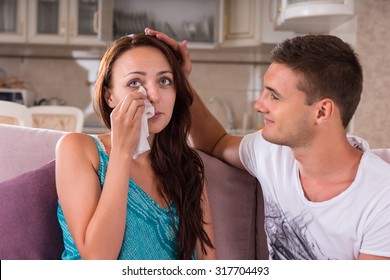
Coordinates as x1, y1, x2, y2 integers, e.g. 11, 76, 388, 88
239, 131, 390, 259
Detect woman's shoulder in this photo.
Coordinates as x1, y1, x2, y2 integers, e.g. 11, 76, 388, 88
57, 132, 95, 149
56, 133, 104, 162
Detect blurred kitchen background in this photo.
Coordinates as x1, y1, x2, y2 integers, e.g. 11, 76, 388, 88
0, 0, 389, 147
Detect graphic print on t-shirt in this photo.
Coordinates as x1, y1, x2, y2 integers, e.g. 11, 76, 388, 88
264, 198, 323, 260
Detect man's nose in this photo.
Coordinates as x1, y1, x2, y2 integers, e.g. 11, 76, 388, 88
253, 92, 266, 113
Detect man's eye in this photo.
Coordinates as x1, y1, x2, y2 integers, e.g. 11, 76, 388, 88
271, 93, 279, 100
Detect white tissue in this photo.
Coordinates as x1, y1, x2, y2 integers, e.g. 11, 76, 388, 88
133, 86, 155, 159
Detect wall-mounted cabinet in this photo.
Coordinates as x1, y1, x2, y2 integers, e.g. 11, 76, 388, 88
218, 0, 262, 47
219, 0, 295, 47
272, 0, 355, 34
0, 0, 113, 45
113, 0, 219, 49
114, 0, 295, 49
1, 0, 304, 49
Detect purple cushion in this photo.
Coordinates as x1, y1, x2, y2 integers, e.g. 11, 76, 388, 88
0, 160, 64, 259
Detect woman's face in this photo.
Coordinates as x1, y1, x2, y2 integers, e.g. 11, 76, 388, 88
106, 46, 176, 134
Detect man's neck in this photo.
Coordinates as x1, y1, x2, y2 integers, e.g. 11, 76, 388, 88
294, 135, 363, 202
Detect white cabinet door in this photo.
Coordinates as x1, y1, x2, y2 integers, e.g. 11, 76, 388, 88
261, 0, 295, 44
0, 0, 27, 43
68, 0, 113, 46
219, 0, 262, 47
27, 0, 68, 44
27, 0, 112, 45
273, 0, 355, 33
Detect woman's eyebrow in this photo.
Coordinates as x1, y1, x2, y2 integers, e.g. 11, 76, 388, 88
124, 71, 146, 77
157, 70, 173, 75
124, 70, 173, 77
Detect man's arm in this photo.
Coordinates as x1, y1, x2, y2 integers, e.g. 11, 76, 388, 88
358, 253, 390, 260
189, 87, 245, 169
146, 27, 245, 169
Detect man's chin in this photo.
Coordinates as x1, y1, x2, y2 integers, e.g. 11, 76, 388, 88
262, 131, 286, 146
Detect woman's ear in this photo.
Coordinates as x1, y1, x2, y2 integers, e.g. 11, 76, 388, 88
315, 98, 334, 124
104, 87, 115, 108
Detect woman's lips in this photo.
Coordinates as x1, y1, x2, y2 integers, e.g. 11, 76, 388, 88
149, 111, 162, 120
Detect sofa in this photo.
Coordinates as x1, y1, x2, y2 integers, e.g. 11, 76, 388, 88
0, 124, 268, 260
2, 124, 389, 260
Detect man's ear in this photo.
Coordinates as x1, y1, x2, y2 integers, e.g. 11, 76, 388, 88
104, 87, 115, 108
315, 98, 334, 124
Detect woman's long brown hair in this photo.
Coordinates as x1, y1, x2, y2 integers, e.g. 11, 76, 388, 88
94, 34, 213, 259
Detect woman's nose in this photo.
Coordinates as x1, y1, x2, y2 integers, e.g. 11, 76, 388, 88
145, 84, 159, 103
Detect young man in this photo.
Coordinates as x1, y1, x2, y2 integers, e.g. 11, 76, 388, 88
147, 29, 390, 260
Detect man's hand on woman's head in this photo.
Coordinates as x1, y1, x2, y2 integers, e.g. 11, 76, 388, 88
145, 27, 192, 79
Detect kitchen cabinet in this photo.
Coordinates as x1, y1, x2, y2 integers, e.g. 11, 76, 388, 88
0, 0, 113, 45
114, 0, 294, 49
219, 0, 295, 47
113, 0, 219, 49
272, 0, 355, 34
219, 0, 262, 47
0, 0, 27, 43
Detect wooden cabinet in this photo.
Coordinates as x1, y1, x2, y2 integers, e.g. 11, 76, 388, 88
0, 0, 113, 45
272, 0, 355, 33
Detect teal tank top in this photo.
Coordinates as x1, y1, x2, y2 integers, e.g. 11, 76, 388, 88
57, 135, 179, 260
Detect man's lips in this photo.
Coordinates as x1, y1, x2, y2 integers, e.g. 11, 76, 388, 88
263, 117, 274, 125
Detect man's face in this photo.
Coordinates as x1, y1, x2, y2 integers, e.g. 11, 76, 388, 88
254, 63, 316, 148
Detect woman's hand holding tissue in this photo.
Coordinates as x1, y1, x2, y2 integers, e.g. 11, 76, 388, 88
133, 86, 155, 158
109, 88, 148, 159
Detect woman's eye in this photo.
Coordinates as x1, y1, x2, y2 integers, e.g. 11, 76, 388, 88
128, 80, 141, 88
160, 78, 172, 86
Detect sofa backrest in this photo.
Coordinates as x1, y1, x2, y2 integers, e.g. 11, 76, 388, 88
0, 124, 66, 182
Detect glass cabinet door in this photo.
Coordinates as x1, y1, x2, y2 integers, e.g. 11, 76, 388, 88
77, 0, 98, 36
0, 0, 17, 33
0, 0, 27, 42
68, 0, 113, 46
27, 0, 68, 44
36, 0, 60, 35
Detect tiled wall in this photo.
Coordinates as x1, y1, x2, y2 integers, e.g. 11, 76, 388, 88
190, 50, 269, 132
0, 55, 98, 125
352, 0, 390, 148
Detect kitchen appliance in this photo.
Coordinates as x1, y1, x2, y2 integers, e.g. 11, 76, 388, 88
0, 88, 35, 107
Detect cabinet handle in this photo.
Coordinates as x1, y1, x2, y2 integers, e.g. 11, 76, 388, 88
269, 0, 274, 22
70, 19, 75, 37
93, 11, 98, 34
60, 18, 66, 36
18, 19, 24, 35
